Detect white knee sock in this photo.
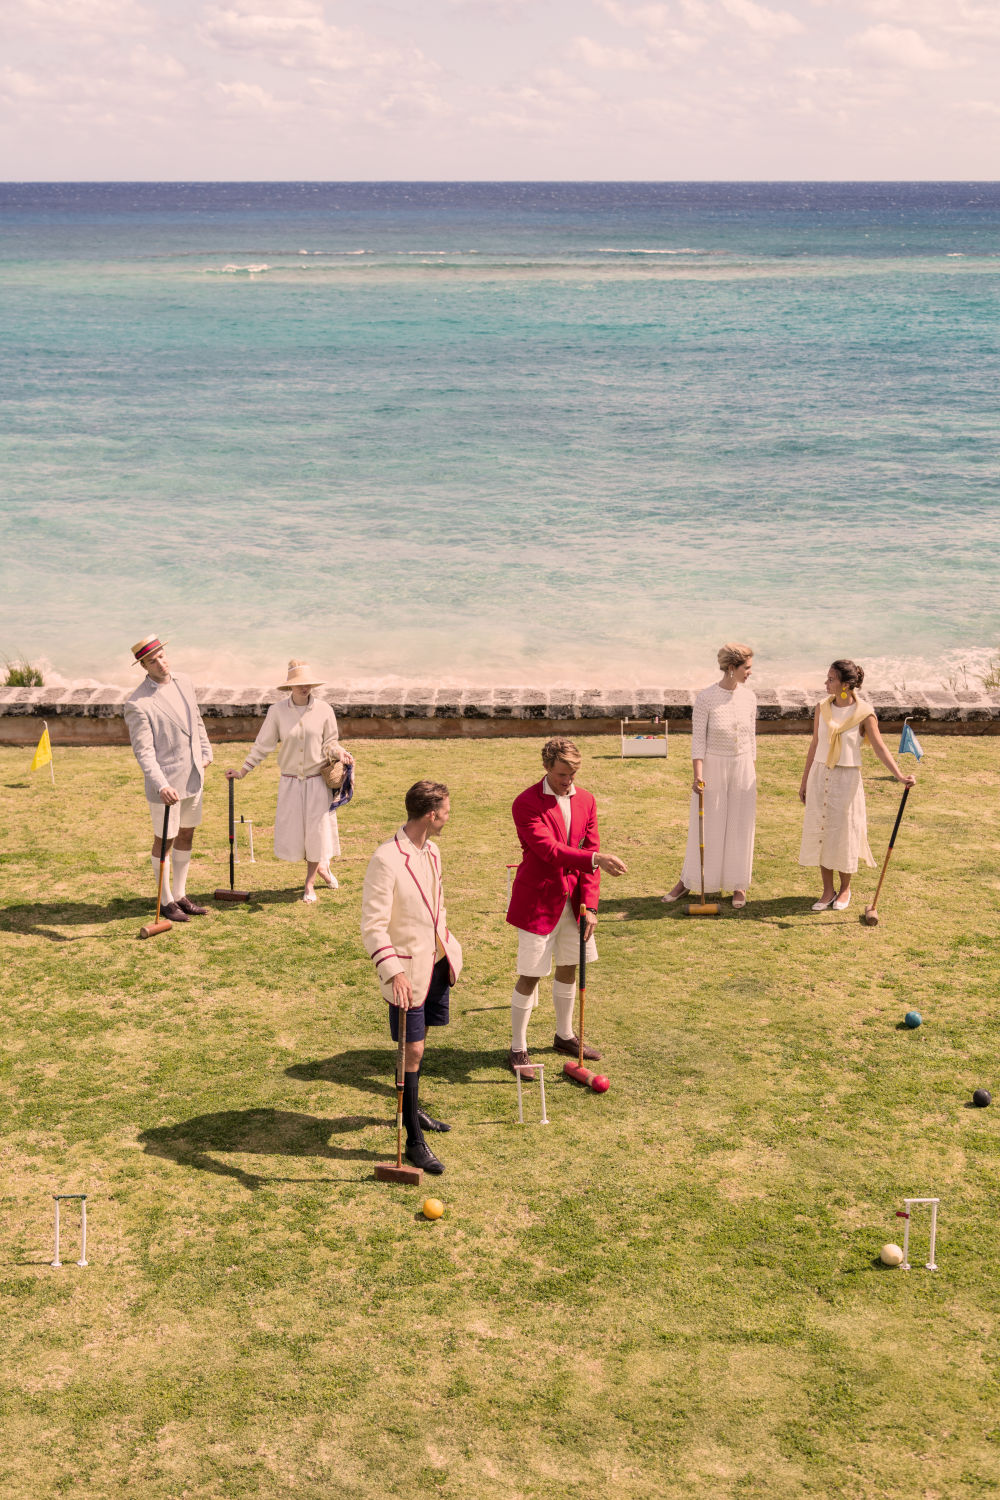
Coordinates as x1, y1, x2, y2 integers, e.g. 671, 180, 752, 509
553, 979, 577, 1040
151, 853, 174, 907
511, 985, 537, 1051
171, 848, 192, 900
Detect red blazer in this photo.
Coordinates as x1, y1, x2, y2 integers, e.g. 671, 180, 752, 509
506, 779, 601, 936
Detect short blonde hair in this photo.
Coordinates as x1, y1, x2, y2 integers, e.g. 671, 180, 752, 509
541, 736, 582, 769
718, 642, 754, 672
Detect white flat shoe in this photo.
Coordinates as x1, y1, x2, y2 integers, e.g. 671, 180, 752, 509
301, 891, 317, 904
317, 868, 339, 890
662, 886, 689, 904
732, 893, 747, 910
812, 897, 835, 912
832, 892, 852, 911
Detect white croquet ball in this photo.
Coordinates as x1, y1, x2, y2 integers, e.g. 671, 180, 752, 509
880, 1243, 904, 1267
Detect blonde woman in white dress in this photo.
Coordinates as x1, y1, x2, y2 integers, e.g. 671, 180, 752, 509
799, 659, 915, 912
664, 643, 757, 910
226, 660, 353, 903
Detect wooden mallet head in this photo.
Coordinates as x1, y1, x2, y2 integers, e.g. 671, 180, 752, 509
214, 888, 251, 902
374, 1162, 423, 1184
862, 906, 880, 926
563, 1060, 610, 1092
138, 918, 172, 939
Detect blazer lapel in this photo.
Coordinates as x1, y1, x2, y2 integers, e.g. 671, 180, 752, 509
153, 681, 192, 737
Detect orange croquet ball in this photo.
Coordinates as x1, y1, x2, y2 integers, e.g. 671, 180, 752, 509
422, 1198, 445, 1220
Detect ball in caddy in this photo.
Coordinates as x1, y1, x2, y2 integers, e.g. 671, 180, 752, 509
880, 1243, 904, 1267
972, 1088, 992, 1108
422, 1198, 444, 1220
904, 1011, 922, 1029
591, 1075, 610, 1093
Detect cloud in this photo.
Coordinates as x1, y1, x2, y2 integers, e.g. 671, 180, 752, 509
719, 0, 803, 40
199, 1, 434, 79
859, 1, 1000, 43
848, 23, 954, 69
569, 36, 654, 70
217, 78, 297, 111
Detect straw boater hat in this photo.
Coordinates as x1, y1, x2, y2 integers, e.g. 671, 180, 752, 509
278, 659, 324, 691
131, 635, 167, 666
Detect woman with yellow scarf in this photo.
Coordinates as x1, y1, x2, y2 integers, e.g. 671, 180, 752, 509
799, 660, 916, 911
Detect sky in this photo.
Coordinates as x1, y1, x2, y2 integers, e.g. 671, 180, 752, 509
2, 0, 999, 180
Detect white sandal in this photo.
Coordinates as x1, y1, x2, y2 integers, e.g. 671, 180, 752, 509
301, 890, 317, 904
662, 884, 689, 904
812, 896, 836, 912
317, 867, 339, 890
832, 891, 852, 911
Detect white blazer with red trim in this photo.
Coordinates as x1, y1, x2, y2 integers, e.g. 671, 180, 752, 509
361, 828, 463, 1006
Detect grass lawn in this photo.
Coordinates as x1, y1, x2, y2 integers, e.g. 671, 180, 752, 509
1, 734, 999, 1499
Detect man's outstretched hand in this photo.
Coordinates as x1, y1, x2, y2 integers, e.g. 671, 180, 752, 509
595, 852, 627, 876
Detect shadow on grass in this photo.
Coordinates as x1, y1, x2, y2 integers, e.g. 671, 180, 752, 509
600, 893, 817, 927
139, 1107, 383, 1190
0, 896, 154, 940
288, 1047, 503, 1100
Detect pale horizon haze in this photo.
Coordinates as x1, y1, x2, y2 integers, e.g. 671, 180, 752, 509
2, 0, 999, 180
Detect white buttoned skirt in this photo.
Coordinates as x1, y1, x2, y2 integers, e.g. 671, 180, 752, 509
798, 763, 874, 873
681, 752, 757, 893
274, 774, 340, 863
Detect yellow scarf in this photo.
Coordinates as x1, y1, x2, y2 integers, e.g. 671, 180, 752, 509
820, 695, 873, 768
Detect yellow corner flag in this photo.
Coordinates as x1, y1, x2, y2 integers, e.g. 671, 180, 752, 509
30, 721, 55, 784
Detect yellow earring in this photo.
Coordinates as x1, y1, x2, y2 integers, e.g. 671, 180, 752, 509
839, 687, 849, 701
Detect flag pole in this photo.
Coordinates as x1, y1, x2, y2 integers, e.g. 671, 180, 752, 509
45, 720, 54, 784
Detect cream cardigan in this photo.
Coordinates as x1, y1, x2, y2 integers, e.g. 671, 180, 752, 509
241, 696, 341, 781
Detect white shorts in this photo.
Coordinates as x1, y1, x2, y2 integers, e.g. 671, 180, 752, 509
148, 791, 203, 840
516, 899, 598, 979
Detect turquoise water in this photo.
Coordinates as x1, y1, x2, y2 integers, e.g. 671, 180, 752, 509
1, 183, 998, 690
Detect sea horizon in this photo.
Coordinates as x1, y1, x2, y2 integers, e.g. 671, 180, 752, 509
2, 180, 998, 696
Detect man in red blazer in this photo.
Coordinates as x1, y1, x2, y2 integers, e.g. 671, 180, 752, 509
506, 737, 627, 1079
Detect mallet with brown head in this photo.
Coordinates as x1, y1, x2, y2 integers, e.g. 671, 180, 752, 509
687, 780, 719, 917
863, 785, 911, 927
375, 1007, 423, 1185
215, 776, 251, 903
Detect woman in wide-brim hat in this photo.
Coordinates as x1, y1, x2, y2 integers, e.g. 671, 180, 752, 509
226, 660, 353, 903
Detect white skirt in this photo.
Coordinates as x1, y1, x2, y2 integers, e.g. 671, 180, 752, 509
798, 763, 874, 873
681, 751, 757, 893
274, 775, 340, 863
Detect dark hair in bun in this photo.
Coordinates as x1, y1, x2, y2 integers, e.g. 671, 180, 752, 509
830, 659, 864, 690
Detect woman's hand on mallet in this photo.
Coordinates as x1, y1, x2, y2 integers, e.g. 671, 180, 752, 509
897, 772, 917, 788
594, 851, 627, 876
391, 972, 415, 1009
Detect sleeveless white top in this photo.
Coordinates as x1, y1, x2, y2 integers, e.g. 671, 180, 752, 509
816, 701, 866, 768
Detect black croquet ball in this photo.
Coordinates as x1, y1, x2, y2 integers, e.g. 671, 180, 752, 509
972, 1089, 992, 1108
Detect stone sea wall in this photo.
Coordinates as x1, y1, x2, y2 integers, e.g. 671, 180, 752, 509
1, 684, 999, 746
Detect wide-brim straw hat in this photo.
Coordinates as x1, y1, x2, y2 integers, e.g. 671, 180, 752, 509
131, 634, 168, 666
278, 659, 324, 691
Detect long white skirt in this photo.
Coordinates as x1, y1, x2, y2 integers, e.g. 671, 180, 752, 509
681, 752, 757, 893
274, 775, 340, 863
798, 763, 874, 873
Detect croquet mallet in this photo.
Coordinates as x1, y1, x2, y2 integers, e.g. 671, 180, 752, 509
215, 776, 251, 902
375, 1007, 423, 1184
563, 905, 610, 1092
139, 801, 174, 939
863, 785, 912, 927
687, 780, 719, 917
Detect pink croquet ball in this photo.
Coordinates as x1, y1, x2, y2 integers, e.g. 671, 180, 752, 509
591, 1075, 610, 1093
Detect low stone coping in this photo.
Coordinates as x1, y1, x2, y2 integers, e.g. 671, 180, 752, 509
1, 684, 998, 745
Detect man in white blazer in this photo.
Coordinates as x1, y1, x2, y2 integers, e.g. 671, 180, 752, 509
361, 780, 463, 1175
124, 635, 213, 923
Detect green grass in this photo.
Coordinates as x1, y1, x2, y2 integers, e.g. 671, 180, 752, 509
1, 737, 999, 1499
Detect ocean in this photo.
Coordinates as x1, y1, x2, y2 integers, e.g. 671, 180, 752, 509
1, 181, 998, 693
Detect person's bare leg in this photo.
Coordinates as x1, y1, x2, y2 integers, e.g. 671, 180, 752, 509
818, 864, 836, 902
303, 860, 320, 901
835, 871, 853, 907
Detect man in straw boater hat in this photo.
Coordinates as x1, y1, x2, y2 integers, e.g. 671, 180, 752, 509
506, 737, 628, 1080
124, 635, 214, 923
361, 781, 463, 1175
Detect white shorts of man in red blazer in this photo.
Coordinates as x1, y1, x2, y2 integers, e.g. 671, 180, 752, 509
505, 737, 627, 1081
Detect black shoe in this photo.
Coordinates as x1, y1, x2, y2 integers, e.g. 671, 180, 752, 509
405, 1138, 444, 1174
175, 895, 208, 916
553, 1033, 602, 1062
417, 1107, 451, 1133
160, 902, 190, 923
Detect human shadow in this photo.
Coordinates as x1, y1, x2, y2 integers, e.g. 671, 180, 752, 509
0, 896, 153, 941
287, 1047, 501, 1103
139, 1107, 383, 1190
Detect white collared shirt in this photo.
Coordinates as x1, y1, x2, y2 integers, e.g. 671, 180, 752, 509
542, 775, 574, 838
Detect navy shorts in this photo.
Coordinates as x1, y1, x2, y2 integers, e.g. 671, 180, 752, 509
388, 956, 451, 1042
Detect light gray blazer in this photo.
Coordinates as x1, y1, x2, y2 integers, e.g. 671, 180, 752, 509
124, 672, 213, 801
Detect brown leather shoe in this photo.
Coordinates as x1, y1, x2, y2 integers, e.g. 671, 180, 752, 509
508, 1049, 536, 1082
160, 902, 189, 923
553, 1033, 602, 1062
175, 896, 208, 916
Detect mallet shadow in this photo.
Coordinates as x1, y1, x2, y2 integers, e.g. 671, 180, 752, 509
139, 1107, 384, 1191
0, 896, 154, 940
287, 1047, 508, 1102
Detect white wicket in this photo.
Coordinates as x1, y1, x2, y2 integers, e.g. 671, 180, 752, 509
238, 814, 256, 863
52, 1194, 88, 1268
896, 1197, 939, 1271
514, 1064, 549, 1125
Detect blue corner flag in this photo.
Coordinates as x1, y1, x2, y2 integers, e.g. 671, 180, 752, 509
898, 721, 924, 760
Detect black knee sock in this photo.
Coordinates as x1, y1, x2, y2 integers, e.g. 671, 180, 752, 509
403, 1070, 421, 1145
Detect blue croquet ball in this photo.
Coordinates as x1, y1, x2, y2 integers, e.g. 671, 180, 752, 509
972, 1089, 992, 1108
904, 1011, 922, 1029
